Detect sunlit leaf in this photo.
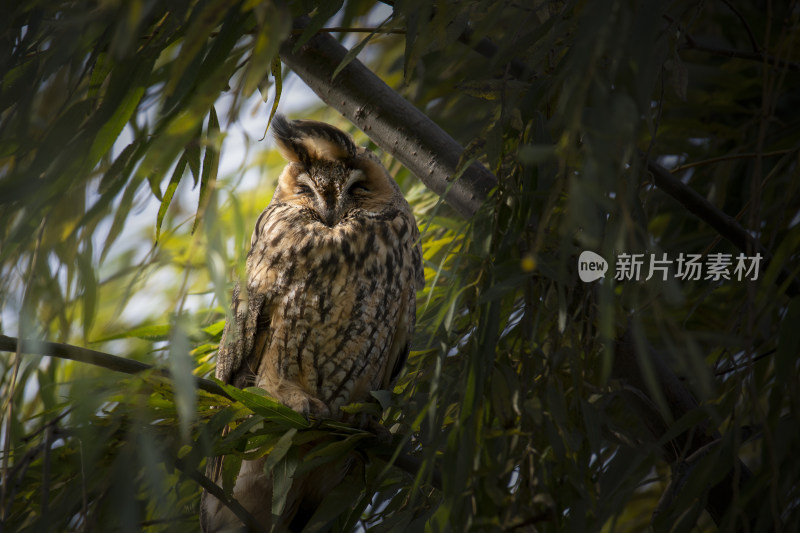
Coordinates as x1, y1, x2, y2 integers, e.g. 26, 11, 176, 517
221, 385, 309, 429
193, 106, 220, 234
156, 154, 187, 243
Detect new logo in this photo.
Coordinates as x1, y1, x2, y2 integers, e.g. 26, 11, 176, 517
578, 251, 608, 282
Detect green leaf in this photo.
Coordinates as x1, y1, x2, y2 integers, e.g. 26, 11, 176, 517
164, 0, 230, 98
87, 51, 113, 102
156, 154, 187, 243
202, 319, 226, 337
77, 244, 97, 341
242, 4, 290, 97
270, 446, 299, 517
303, 478, 364, 532
168, 315, 197, 441
263, 428, 298, 473
192, 106, 220, 234
99, 175, 143, 263
92, 323, 172, 343
261, 56, 283, 140
88, 85, 145, 169
370, 390, 394, 410
292, 1, 344, 52
220, 385, 309, 429
97, 140, 141, 194
299, 433, 369, 466
215, 415, 267, 456
332, 22, 382, 80
222, 452, 243, 498
339, 402, 382, 417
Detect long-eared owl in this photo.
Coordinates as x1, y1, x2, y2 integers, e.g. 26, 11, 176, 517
200, 116, 424, 531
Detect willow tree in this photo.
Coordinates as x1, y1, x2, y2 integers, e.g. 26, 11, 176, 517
1, 1, 799, 531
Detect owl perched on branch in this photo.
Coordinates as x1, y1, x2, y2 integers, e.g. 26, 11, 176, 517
200, 116, 424, 532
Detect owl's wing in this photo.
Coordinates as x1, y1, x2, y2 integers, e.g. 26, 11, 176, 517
413, 241, 425, 290
215, 281, 268, 387
202, 283, 269, 532
382, 223, 425, 389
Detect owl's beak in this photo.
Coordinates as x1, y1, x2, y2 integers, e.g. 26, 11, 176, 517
321, 207, 337, 227
317, 193, 339, 227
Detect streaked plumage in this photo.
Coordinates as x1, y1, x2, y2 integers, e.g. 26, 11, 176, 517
201, 116, 424, 532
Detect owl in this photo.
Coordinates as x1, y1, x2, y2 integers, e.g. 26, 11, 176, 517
200, 116, 424, 532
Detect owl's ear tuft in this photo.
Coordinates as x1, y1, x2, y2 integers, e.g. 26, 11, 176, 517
272, 115, 357, 165
272, 115, 306, 164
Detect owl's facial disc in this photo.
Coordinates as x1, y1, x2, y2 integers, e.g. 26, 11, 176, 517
307, 169, 371, 227
277, 159, 389, 227
292, 172, 346, 227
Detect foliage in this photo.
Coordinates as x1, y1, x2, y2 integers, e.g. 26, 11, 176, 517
2, 0, 799, 532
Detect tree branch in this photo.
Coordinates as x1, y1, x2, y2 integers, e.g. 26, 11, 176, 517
647, 158, 800, 297
0, 334, 443, 491
175, 457, 268, 533
279, 18, 497, 219
678, 40, 800, 72
720, 0, 761, 54
300, 26, 406, 35
647, 159, 760, 255
668, 149, 795, 173
0, 335, 229, 399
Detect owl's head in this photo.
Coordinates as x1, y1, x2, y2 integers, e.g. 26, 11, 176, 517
270, 115, 401, 227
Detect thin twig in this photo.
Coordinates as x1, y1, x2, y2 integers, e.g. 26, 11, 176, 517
645, 66, 666, 166
715, 349, 776, 376
678, 40, 800, 72
669, 149, 796, 173
298, 26, 406, 35
664, 11, 799, 72
79, 439, 87, 532
139, 514, 198, 526
720, 0, 761, 53
0, 335, 230, 399
41, 424, 52, 519
174, 457, 268, 533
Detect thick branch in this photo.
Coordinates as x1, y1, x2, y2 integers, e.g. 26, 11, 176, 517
647, 159, 800, 296
647, 159, 759, 255
0, 335, 229, 399
279, 19, 497, 219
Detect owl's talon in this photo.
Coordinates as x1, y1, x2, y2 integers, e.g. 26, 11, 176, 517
285, 392, 330, 420
349, 413, 392, 444
370, 423, 392, 444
